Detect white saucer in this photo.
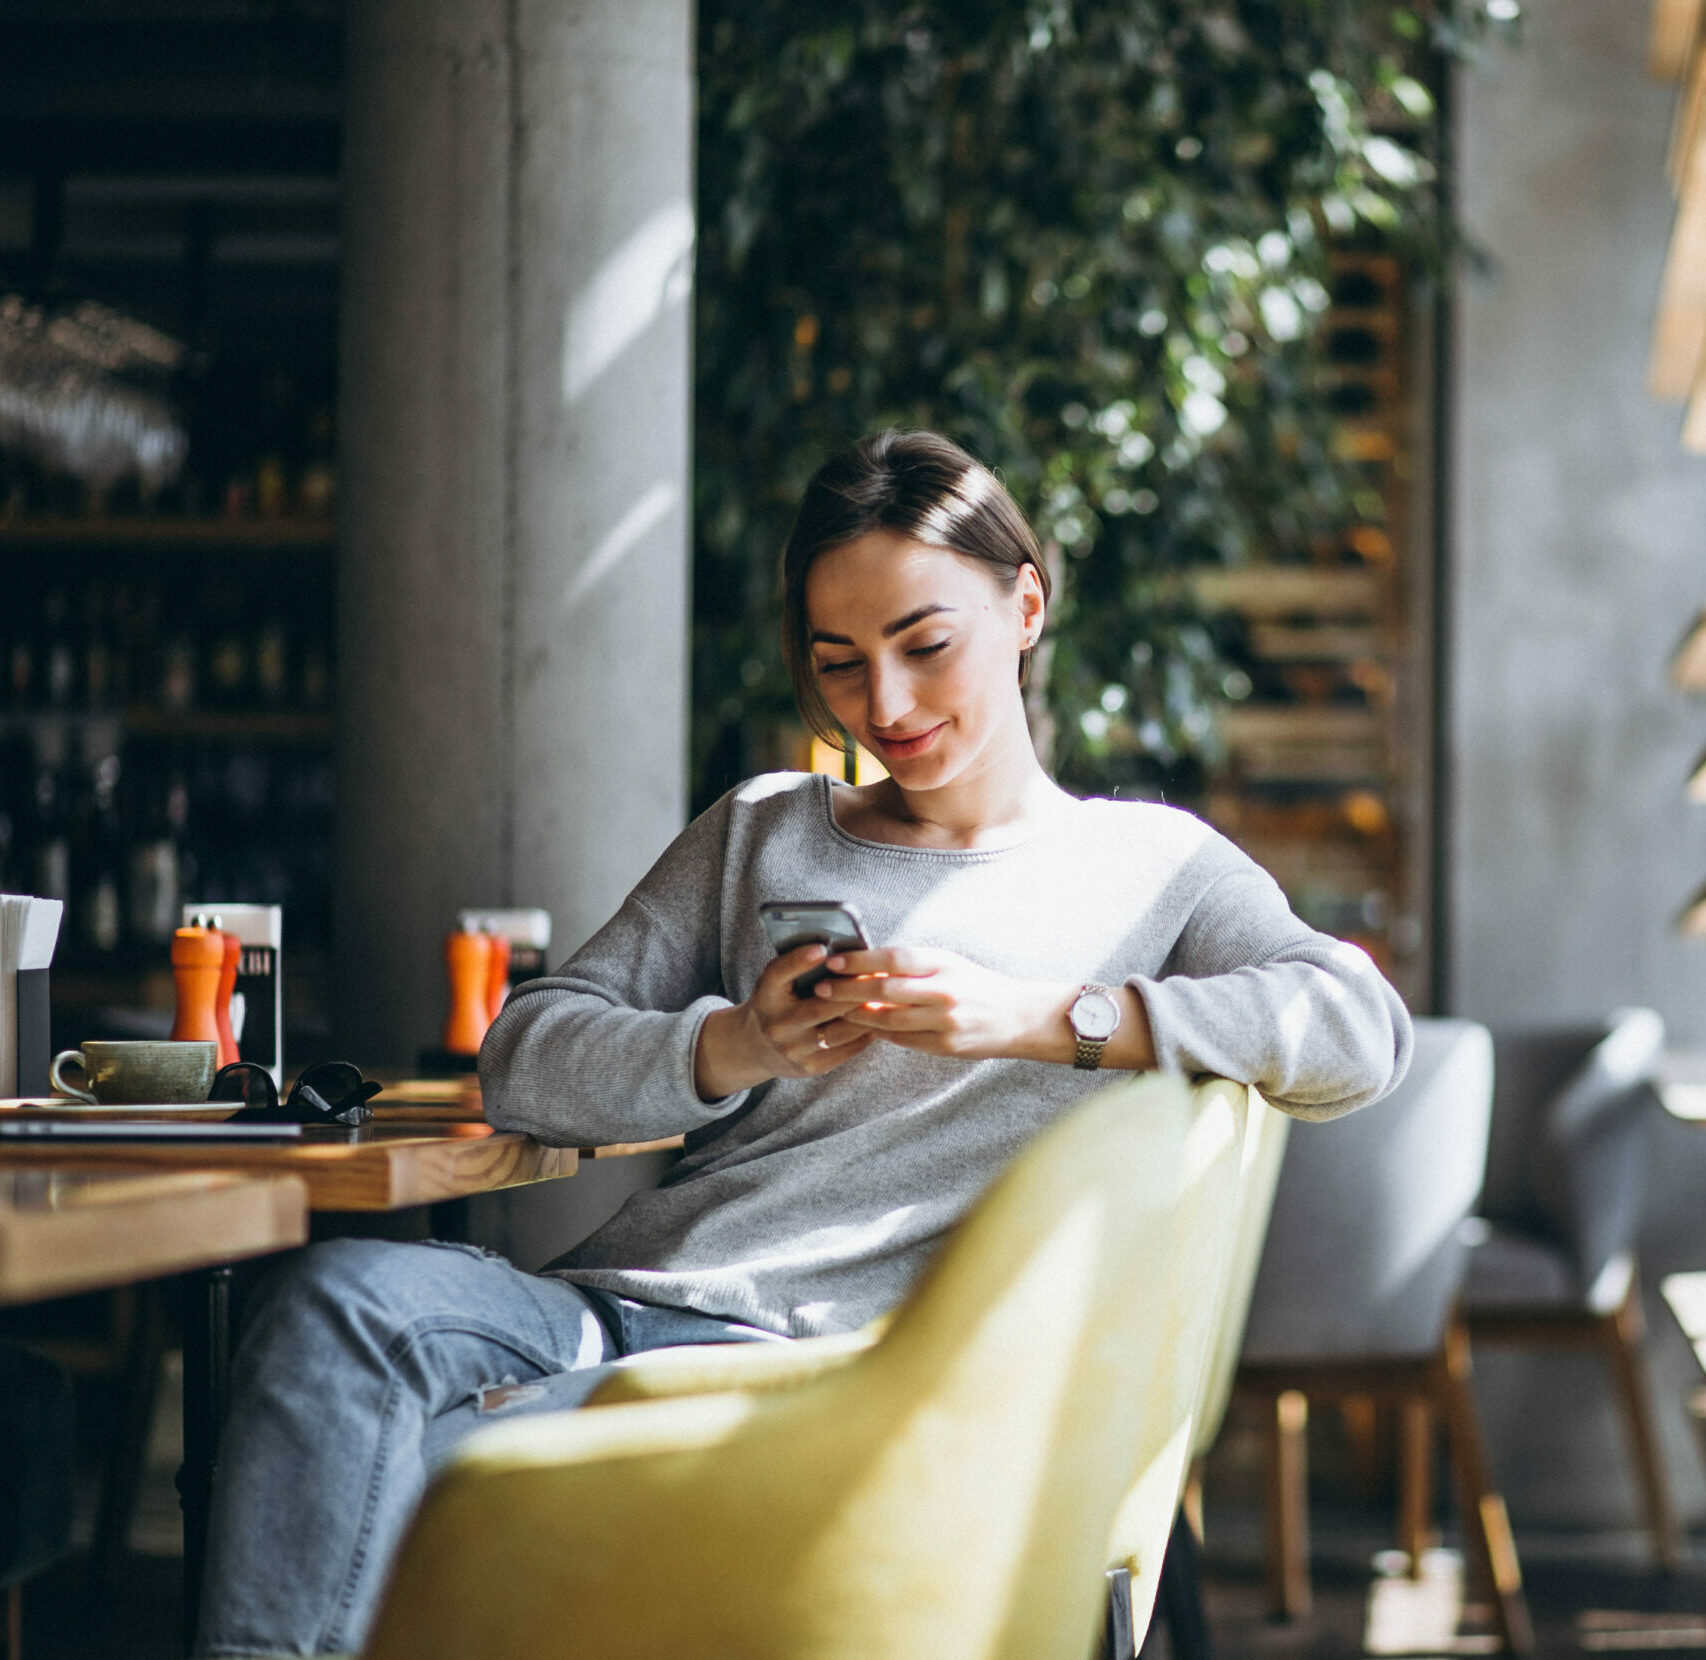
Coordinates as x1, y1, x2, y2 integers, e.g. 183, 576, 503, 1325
6, 1098, 240, 1120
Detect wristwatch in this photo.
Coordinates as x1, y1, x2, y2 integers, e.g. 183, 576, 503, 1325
1069, 983, 1122, 1070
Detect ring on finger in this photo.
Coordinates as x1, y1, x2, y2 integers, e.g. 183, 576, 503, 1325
817, 1033, 830, 1050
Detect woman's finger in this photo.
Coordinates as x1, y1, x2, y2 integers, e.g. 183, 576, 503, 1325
808, 1018, 868, 1050
840, 1001, 944, 1032
780, 1021, 872, 1075
818, 974, 946, 1008
823, 946, 938, 979
810, 1031, 877, 1071
754, 943, 830, 1005
762, 941, 827, 980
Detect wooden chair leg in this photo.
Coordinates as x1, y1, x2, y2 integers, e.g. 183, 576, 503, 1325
1437, 1322, 1533, 1653
1342, 1395, 1383, 1494
1397, 1396, 1436, 1572
1181, 1460, 1205, 1544
1263, 1389, 1312, 1620
6, 1582, 20, 1660
1605, 1287, 1680, 1572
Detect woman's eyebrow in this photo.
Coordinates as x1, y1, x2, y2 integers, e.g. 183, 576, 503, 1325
809, 604, 958, 646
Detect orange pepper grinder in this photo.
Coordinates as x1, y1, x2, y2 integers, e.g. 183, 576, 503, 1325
484, 932, 512, 1025
170, 926, 225, 1046
215, 929, 242, 1068
443, 927, 494, 1056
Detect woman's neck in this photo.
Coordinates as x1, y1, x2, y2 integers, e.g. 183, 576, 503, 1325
834, 728, 1071, 850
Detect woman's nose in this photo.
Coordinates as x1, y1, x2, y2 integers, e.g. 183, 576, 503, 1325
865, 660, 913, 729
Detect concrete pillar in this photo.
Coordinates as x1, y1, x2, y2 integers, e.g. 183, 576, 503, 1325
336, 0, 693, 1062
1450, 0, 1706, 1038
1451, 0, 1706, 1532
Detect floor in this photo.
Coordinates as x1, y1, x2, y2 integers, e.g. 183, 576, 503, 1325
16, 1365, 1706, 1660
1193, 1520, 1706, 1660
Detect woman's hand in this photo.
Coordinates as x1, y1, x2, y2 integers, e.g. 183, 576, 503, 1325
693, 943, 877, 1101
815, 947, 1158, 1070
811, 947, 1063, 1061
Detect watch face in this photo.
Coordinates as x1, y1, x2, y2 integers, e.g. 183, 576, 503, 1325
1071, 989, 1120, 1041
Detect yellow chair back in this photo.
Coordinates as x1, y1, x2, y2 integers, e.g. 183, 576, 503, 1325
364, 1073, 1247, 1660
1192, 1089, 1290, 1458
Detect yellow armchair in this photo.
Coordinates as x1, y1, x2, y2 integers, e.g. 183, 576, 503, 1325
357, 1073, 1249, 1660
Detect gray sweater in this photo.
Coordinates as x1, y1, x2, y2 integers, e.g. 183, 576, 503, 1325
480, 772, 1412, 1337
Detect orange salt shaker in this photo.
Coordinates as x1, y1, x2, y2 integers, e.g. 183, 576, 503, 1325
170, 926, 225, 1045
484, 932, 511, 1024
443, 928, 494, 1056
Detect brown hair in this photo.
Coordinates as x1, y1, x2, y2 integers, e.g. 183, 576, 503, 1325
780, 430, 1050, 748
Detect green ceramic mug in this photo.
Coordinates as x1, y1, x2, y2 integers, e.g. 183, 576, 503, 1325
49, 1040, 219, 1106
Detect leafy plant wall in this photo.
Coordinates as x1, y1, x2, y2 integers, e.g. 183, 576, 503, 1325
693, 0, 1512, 808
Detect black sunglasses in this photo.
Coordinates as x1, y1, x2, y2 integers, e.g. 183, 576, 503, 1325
210, 1061, 384, 1127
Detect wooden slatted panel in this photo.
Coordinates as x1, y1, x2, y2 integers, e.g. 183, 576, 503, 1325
1650, 157, 1706, 398
1655, 10, 1706, 400
1187, 568, 1385, 619
1687, 327, 1706, 448
1651, 0, 1704, 81
1669, 23, 1706, 191
1670, 612, 1706, 688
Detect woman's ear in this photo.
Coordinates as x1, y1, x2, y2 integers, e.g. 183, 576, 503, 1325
1015, 562, 1046, 646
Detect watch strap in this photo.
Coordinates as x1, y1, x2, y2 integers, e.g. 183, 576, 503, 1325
1073, 1031, 1107, 1071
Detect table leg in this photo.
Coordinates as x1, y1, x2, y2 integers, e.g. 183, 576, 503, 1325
177, 1264, 234, 1655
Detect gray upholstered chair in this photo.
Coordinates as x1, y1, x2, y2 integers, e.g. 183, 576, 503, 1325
1461, 1008, 1676, 1569
1235, 1018, 1533, 1652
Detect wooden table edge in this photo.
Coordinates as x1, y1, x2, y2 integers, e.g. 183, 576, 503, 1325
578, 1135, 685, 1159
0, 1170, 310, 1305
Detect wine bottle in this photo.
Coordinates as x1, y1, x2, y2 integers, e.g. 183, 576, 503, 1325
30, 727, 73, 905
127, 752, 184, 945
41, 588, 78, 709
77, 747, 124, 953
83, 580, 114, 710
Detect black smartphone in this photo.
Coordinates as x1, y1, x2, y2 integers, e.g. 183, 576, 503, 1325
757, 901, 872, 998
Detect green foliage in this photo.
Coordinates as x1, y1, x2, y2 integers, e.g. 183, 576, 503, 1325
693, 0, 1510, 805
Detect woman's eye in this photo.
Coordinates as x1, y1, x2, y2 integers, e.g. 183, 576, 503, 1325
909, 639, 950, 660
817, 658, 862, 677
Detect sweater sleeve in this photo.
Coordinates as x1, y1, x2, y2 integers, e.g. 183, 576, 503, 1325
1131, 857, 1413, 1121
477, 795, 751, 1147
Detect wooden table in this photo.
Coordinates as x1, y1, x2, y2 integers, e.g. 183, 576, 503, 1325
0, 1115, 584, 1643
0, 1167, 308, 1305
0, 1122, 578, 1211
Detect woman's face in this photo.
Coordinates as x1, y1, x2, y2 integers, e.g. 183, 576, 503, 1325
804, 530, 1043, 790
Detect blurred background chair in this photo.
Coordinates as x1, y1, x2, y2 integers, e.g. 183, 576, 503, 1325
1234, 1019, 1533, 1652
1460, 1009, 1676, 1570
333, 1074, 1248, 1660
0, 1340, 74, 1660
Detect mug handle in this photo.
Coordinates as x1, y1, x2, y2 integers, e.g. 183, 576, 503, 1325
49, 1049, 98, 1105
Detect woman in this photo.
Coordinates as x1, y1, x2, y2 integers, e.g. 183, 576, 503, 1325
195, 430, 1410, 1657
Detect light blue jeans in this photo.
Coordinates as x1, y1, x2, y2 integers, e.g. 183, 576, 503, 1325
194, 1237, 781, 1657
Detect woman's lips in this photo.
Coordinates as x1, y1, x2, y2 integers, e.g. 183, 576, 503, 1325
870, 722, 946, 760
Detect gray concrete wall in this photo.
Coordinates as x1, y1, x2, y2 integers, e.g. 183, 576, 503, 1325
1453, 0, 1706, 1531
336, 0, 693, 1062
1451, 0, 1706, 1035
